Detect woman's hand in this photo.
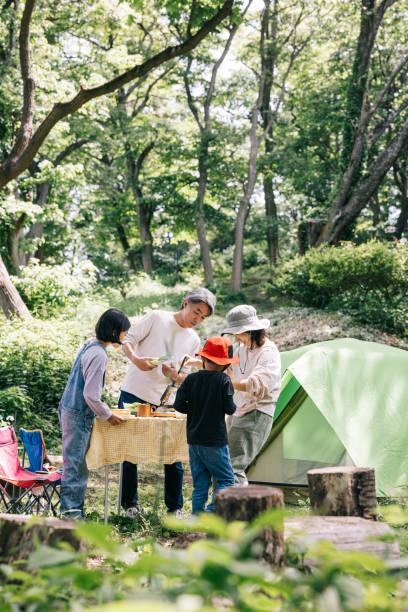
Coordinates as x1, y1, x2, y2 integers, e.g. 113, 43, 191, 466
107, 413, 125, 425
231, 380, 248, 392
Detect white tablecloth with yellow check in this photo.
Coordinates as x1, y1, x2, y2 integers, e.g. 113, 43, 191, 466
86, 416, 189, 469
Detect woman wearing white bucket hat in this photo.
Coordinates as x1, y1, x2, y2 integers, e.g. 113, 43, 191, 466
222, 304, 281, 485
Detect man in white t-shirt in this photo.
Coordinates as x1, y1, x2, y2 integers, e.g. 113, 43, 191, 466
119, 288, 216, 518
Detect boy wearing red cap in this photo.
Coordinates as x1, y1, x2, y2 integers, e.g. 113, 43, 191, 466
174, 336, 238, 514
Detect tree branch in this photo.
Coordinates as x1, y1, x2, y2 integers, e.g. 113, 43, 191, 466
131, 67, 173, 117
204, 0, 253, 127
368, 96, 408, 154
1, 0, 14, 14
9, 0, 36, 161
369, 44, 408, 118
183, 56, 204, 132
53, 139, 89, 166
135, 141, 155, 180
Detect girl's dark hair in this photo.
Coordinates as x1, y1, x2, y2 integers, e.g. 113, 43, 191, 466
95, 308, 131, 343
249, 328, 268, 348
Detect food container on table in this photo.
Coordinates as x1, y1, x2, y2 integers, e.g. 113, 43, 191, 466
152, 405, 176, 417
137, 403, 152, 417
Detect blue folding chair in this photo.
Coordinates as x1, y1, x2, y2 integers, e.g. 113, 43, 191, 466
19, 428, 61, 514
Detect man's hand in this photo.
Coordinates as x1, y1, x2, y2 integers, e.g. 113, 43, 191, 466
135, 357, 158, 371
122, 342, 157, 371
162, 363, 178, 382
107, 413, 125, 425
184, 356, 202, 368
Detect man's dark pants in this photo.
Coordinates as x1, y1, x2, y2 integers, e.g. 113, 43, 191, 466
118, 390, 183, 511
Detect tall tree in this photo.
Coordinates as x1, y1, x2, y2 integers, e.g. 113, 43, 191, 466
180, 0, 251, 285
317, 0, 408, 244
230, 0, 310, 291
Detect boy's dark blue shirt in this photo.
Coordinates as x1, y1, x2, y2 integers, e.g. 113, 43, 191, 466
174, 370, 236, 447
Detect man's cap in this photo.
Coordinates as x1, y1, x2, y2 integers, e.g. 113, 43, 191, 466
196, 336, 239, 365
221, 304, 270, 335
183, 288, 216, 315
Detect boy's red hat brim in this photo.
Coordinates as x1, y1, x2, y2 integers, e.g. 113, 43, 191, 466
195, 349, 239, 365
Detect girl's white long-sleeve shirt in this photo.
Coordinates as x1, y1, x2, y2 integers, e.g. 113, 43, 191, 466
229, 338, 281, 418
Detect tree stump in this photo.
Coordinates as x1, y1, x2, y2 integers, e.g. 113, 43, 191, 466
214, 485, 285, 566
307, 467, 377, 520
285, 516, 399, 562
0, 514, 84, 563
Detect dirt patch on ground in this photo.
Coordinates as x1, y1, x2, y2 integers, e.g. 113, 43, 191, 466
265, 306, 407, 352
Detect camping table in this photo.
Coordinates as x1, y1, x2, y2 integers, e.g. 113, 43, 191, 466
86, 416, 188, 524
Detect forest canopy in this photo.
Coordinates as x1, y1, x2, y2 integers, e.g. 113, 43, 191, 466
0, 0, 407, 316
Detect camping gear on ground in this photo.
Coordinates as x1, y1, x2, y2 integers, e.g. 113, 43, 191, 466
0, 426, 61, 515
247, 338, 408, 497
19, 427, 62, 514
19, 427, 60, 473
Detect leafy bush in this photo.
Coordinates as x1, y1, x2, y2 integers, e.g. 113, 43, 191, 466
0, 386, 40, 431
0, 318, 85, 446
1, 510, 408, 611
11, 260, 97, 317
274, 240, 408, 334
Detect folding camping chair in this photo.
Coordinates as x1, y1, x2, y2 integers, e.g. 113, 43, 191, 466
0, 426, 61, 515
19, 427, 62, 515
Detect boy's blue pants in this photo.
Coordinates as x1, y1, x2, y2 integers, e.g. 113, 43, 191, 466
189, 443, 235, 514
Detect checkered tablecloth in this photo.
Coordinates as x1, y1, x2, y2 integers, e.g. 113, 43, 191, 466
86, 416, 189, 469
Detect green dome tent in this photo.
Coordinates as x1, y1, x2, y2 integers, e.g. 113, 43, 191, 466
247, 338, 408, 496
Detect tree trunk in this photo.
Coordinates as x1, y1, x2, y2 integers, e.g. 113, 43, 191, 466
261, 0, 279, 267
0, 513, 83, 562
126, 142, 155, 276
138, 211, 154, 275
306, 218, 327, 248
182, 2, 251, 285
214, 484, 285, 566
8, 213, 27, 270
320, 117, 408, 244
394, 159, 408, 238
0, 255, 32, 319
264, 172, 279, 265
318, 0, 405, 245
116, 223, 138, 271
286, 516, 399, 561
196, 134, 214, 285
307, 466, 377, 520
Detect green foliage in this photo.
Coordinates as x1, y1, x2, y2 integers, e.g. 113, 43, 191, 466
273, 240, 408, 335
0, 318, 85, 446
11, 261, 97, 317
0, 386, 44, 432
1, 510, 408, 611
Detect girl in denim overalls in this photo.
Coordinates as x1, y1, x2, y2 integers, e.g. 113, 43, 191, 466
59, 308, 130, 519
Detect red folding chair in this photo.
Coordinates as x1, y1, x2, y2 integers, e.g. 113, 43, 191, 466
0, 426, 61, 515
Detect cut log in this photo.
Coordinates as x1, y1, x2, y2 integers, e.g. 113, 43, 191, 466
214, 485, 285, 566
0, 513, 84, 562
307, 466, 377, 520
285, 516, 399, 561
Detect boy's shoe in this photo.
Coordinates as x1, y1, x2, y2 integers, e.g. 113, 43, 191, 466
125, 505, 141, 518
172, 509, 184, 519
